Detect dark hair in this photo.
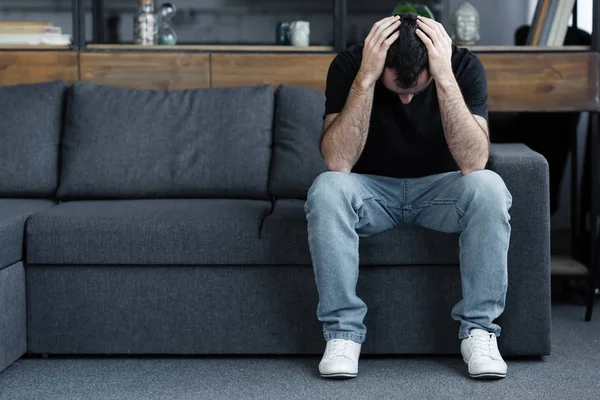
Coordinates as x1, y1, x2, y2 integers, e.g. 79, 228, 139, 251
385, 13, 429, 88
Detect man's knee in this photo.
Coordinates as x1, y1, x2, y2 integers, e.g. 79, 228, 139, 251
461, 170, 512, 212
305, 171, 356, 212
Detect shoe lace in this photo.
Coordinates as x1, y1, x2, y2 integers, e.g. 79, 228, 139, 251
470, 333, 501, 360
328, 340, 354, 359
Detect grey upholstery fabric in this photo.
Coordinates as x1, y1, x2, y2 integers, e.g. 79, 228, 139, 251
0, 261, 26, 373
57, 83, 274, 200
23, 143, 550, 357
487, 143, 551, 355
26, 199, 272, 265
0, 82, 67, 197
26, 264, 549, 356
0, 199, 57, 269
261, 199, 459, 265
269, 85, 328, 199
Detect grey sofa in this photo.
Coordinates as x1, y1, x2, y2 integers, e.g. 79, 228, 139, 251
0, 81, 550, 374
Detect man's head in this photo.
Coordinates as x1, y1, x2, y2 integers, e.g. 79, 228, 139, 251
382, 13, 431, 104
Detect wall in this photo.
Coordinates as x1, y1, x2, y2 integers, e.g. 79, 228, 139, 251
0, 0, 533, 46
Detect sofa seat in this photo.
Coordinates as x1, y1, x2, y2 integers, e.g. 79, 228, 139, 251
0, 199, 56, 269
261, 199, 459, 265
26, 199, 272, 265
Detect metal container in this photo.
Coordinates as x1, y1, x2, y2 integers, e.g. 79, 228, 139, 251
134, 0, 158, 45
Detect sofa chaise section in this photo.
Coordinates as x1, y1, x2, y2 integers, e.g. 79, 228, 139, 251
1, 200, 56, 373
26, 199, 272, 265
0, 81, 66, 373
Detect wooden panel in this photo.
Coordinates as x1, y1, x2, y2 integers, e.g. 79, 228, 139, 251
0, 45, 71, 50
479, 52, 598, 112
467, 45, 590, 52
80, 53, 210, 90
0, 52, 78, 85
211, 53, 336, 91
88, 44, 334, 52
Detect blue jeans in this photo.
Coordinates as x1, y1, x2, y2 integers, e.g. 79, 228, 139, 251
304, 170, 512, 343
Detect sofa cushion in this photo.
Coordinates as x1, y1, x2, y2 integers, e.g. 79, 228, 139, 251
57, 82, 274, 200
269, 85, 327, 199
26, 199, 272, 265
0, 199, 56, 268
261, 199, 459, 265
0, 82, 67, 197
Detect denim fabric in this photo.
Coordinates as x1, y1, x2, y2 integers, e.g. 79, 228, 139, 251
304, 170, 512, 343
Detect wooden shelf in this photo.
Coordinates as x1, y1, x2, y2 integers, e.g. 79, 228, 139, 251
551, 255, 589, 276
85, 44, 592, 54
466, 45, 591, 52
87, 44, 335, 53
0, 45, 71, 50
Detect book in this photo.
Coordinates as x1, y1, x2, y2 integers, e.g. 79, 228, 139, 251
528, 0, 552, 45
0, 21, 52, 26
551, 0, 576, 46
0, 33, 71, 45
538, 0, 560, 46
0, 26, 61, 34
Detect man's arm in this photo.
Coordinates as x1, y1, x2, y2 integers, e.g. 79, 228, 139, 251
321, 16, 400, 173
436, 79, 489, 175
321, 78, 375, 173
416, 17, 489, 175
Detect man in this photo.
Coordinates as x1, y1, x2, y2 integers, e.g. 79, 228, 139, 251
304, 13, 512, 379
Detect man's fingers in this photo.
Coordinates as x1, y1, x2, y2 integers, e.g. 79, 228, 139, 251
382, 30, 401, 48
374, 20, 400, 47
367, 16, 400, 46
418, 16, 449, 41
416, 28, 433, 50
366, 16, 398, 41
416, 19, 438, 45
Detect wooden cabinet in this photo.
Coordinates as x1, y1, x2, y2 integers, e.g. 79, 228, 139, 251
0, 51, 78, 86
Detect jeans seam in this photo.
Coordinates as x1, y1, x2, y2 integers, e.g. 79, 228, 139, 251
403, 179, 408, 223
324, 332, 366, 343
352, 195, 378, 211
409, 199, 457, 209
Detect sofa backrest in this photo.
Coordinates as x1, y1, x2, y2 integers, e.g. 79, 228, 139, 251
0, 81, 67, 197
269, 84, 328, 199
57, 82, 274, 200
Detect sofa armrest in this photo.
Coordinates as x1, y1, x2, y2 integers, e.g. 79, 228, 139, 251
487, 143, 551, 355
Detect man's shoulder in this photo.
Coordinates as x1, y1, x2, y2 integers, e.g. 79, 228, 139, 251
451, 45, 485, 77
452, 45, 480, 64
341, 44, 364, 59
333, 44, 364, 67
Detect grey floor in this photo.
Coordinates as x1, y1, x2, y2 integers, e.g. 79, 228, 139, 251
1, 302, 599, 400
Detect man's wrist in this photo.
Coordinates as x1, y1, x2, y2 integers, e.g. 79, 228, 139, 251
356, 70, 378, 91
434, 74, 458, 92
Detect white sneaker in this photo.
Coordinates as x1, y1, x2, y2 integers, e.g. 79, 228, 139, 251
319, 339, 362, 378
461, 328, 508, 379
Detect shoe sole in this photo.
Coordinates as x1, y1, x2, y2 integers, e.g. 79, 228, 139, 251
463, 359, 506, 379
320, 373, 358, 379
469, 372, 506, 379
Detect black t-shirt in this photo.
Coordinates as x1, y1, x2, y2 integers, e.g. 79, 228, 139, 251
324, 44, 488, 179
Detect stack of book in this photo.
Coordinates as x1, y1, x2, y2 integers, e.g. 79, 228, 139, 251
0, 21, 71, 46
526, 0, 577, 46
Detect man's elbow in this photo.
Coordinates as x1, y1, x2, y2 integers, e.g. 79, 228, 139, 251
460, 160, 488, 176
323, 159, 352, 174
460, 167, 484, 176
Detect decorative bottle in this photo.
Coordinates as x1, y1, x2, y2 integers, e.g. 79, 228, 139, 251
134, 0, 158, 45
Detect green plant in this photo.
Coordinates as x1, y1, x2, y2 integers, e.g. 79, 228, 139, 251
393, 3, 419, 14
392, 2, 435, 19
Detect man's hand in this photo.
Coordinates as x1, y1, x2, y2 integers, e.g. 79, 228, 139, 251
357, 16, 401, 88
416, 17, 454, 84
